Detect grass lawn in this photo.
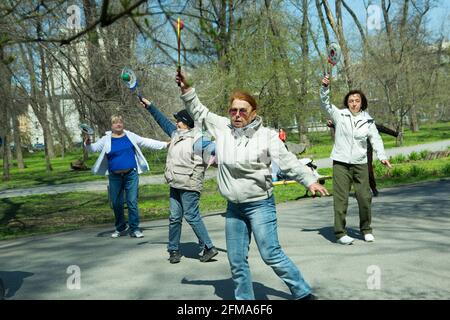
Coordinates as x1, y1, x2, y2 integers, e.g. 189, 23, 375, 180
1, 156, 448, 241
0, 148, 167, 191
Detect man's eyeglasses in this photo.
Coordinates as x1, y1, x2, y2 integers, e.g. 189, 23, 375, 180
228, 108, 249, 117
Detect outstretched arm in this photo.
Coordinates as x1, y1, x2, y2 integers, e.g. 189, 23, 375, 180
320, 74, 340, 123
375, 124, 399, 137
84, 135, 106, 153
176, 72, 229, 139
269, 131, 329, 196
139, 98, 176, 137
132, 132, 168, 150
368, 125, 392, 168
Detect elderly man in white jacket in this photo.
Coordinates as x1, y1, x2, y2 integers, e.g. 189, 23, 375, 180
176, 72, 328, 300
320, 75, 392, 245
85, 115, 168, 238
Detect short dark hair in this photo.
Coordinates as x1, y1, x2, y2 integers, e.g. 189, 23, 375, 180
343, 90, 368, 111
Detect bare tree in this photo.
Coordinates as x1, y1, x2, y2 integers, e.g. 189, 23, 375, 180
320, 0, 353, 88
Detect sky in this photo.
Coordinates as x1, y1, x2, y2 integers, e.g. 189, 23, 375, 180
325, 0, 450, 40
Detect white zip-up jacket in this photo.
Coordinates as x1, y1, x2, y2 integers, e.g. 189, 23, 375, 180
181, 89, 317, 203
320, 86, 387, 164
85, 130, 167, 176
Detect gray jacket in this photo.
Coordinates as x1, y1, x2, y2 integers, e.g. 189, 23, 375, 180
320, 86, 387, 164
165, 128, 205, 192
181, 89, 317, 203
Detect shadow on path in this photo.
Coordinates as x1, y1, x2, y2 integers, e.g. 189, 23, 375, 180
0, 271, 34, 299
181, 277, 292, 300
302, 226, 362, 243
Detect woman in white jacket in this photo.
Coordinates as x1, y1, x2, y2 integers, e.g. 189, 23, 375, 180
320, 75, 392, 245
85, 115, 168, 238
176, 72, 329, 300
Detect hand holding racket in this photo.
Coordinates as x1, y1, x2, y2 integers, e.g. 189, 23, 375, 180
322, 74, 330, 87
79, 123, 94, 145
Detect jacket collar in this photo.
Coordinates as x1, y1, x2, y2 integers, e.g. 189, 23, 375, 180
229, 116, 263, 139
105, 129, 130, 136
341, 108, 373, 120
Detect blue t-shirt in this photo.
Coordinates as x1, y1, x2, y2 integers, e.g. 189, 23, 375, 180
107, 135, 137, 172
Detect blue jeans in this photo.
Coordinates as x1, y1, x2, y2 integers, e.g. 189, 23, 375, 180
108, 169, 140, 233
168, 187, 214, 252
226, 196, 311, 300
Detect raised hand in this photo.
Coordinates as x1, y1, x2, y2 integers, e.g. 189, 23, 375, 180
139, 97, 151, 108
175, 72, 192, 94
322, 74, 330, 87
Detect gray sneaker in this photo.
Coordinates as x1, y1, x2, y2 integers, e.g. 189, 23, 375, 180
200, 246, 218, 262
111, 225, 129, 238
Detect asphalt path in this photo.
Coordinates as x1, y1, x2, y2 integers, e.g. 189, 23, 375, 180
1, 179, 448, 300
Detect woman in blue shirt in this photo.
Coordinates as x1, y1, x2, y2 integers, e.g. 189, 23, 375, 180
85, 115, 168, 238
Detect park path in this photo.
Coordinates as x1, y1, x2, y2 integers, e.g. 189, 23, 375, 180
1, 179, 449, 299
0, 140, 449, 199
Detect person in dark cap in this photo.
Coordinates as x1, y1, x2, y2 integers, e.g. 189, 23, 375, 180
139, 97, 218, 264
173, 109, 195, 129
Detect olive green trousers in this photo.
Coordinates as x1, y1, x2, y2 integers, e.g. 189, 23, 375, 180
333, 161, 373, 239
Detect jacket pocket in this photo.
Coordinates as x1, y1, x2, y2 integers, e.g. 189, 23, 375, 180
172, 168, 194, 187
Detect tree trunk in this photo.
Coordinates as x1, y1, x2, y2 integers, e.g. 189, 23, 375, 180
315, 0, 330, 47
12, 110, 25, 169
297, 0, 310, 146
47, 63, 73, 157
198, 0, 235, 72
408, 105, 419, 132
2, 109, 11, 180
0, 47, 11, 180
265, 0, 309, 144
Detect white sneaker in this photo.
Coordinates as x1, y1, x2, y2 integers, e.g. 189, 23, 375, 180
111, 225, 129, 238
364, 234, 375, 242
130, 230, 144, 238
337, 235, 355, 245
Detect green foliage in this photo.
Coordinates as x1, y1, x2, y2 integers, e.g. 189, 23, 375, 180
408, 165, 426, 177
443, 163, 450, 176
390, 154, 407, 164
373, 161, 386, 177
419, 150, 430, 160
0, 32, 10, 46
408, 151, 420, 161
120, 0, 131, 8
391, 167, 405, 177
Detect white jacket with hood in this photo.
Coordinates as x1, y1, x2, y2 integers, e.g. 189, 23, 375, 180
85, 130, 167, 176
181, 89, 317, 204
320, 86, 387, 164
